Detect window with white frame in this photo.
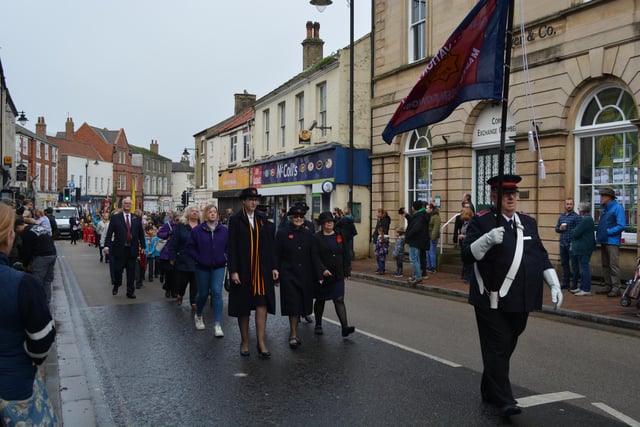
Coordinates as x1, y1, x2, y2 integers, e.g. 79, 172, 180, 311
243, 133, 251, 161
575, 85, 638, 232
405, 127, 432, 204
264, 109, 270, 152
35, 164, 41, 190
22, 138, 28, 155
44, 144, 49, 161
278, 102, 286, 148
230, 135, 238, 164
94, 177, 98, 193
296, 92, 305, 131
409, 0, 426, 62
35, 142, 41, 158
200, 163, 206, 187
52, 167, 57, 191
53, 148, 57, 162
163, 177, 167, 194
318, 83, 328, 137
101, 177, 104, 193
44, 165, 49, 190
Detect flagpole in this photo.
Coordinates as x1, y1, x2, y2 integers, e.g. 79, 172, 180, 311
495, 0, 515, 225
489, 0, 516, 308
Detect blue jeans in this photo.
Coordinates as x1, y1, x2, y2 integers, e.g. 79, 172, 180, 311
427, 239, 439, 270
409, 246, 422, 280
575, 254, 592, 292
194, 267, 225, 322
560, 244, 578, 287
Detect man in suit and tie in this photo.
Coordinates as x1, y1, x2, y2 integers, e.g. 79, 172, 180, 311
462, 174, 563, 417
103, 197, 146, 298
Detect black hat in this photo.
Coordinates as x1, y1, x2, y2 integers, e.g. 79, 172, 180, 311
600, 187, 616, 199
487, 174, 521, 193
239, 187, 261, 199
317, 211, 335, 225
287, 205, 307, 217
293, 200, 310, 212
44, 207, 53, 214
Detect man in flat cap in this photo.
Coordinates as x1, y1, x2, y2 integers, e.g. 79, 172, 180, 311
595, 187, 626, 297
462, 174, 562, 417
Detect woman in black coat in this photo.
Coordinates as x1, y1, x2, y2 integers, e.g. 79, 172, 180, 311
275, 205, 321, 349
313, 211, 355, 337
227, 188, 278, 358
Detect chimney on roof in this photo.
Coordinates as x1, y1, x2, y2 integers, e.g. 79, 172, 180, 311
234, 91, 256, 115
35, 117, 47, 137
150, 139, 159, 154
302, 21, 324, 70
65, 117, 75, 141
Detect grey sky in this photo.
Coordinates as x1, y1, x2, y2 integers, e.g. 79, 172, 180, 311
1, 0, 371, 162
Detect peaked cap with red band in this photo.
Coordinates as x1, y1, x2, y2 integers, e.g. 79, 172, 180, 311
487, 174, 521, 193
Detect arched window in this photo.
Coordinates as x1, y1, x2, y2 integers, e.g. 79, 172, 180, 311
405, 126, 432, 204
575, 86, 638, 232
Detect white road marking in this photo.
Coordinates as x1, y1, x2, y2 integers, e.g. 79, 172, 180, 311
517, 391, 584, 407
592, 402, 640, 427
323, 319, 462, 368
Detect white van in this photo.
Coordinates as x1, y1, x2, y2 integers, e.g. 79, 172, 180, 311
52, 207, 80, 239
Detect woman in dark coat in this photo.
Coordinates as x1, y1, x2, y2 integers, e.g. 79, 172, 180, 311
168, 205, 199, 309
275, 205, 321, 349
227, 187, 278, 358
313, 211, 355, 337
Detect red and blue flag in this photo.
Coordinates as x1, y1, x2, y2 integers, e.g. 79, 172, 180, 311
382, 0, 509, 144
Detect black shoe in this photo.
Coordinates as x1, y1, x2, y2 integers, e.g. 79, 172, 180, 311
165, 290, 171, 298
303, 315, 313, 323
256, 345, 271, 359
159, 276, 164, 283
342, 326, 355, 337
126, 294, 137, 299
112, 285, 119, 296
500, 404, 522, 417
314, 325, 324, 335
607, 290, 621, 297
288, 337, 301, 349
240, 350, 250, 357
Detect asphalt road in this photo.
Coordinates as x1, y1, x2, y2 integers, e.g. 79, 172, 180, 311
51, 241, 640, 426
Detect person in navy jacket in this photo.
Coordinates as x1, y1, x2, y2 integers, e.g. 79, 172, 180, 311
188, 204, 228, 336
103, 197, 146, 298
462, 175, 562, 417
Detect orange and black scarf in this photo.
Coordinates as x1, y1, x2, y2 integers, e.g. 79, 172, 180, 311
244, 207, 265, 296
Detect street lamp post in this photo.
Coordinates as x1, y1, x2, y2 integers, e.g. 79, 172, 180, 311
310, 0, 354, 210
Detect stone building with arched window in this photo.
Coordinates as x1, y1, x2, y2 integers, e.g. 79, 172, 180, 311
371, 0, 640, 277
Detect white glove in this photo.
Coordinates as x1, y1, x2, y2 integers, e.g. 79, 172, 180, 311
543, 268, 563, 309
470, 227, 505, 260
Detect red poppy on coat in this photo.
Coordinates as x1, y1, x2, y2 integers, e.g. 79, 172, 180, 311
288, 234, 294, 240
337, 234, 343, 244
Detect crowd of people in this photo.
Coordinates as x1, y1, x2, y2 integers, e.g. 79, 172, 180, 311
71, 190, 357, 358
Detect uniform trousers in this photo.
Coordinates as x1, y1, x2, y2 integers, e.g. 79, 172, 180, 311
474, 306, 528, 407
113, 252, 137, 296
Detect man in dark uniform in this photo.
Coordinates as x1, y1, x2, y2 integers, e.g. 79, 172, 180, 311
462, 174, 563, 417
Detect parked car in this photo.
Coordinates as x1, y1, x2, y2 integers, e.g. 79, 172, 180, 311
52, 206, 79, 239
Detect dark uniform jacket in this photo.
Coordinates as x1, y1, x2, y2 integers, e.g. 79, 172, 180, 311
227, 210, 277, 316
19, 224, 56, 268
462, 208, 552, 312
168, 222, 197, 272
274, 223, 320, 315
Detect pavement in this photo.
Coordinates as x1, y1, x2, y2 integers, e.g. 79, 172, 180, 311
349, 257, 640, 331
44, 249, 640, 426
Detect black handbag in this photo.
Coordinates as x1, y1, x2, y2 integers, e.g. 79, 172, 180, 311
224, 267, 231, 292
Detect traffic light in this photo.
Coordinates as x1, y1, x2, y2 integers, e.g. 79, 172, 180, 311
181, 190, 188, 207
63, 188, 70, 202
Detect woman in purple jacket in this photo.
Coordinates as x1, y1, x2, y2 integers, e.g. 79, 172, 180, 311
187, 204, 229, 337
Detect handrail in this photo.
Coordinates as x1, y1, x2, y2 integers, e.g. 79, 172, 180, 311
439, 213, 459, 254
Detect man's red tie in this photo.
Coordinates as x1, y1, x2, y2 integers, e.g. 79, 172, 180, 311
126, 214, 131, 245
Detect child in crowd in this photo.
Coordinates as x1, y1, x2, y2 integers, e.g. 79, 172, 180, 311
374, 225, 389, 275
392, 227, 406, 277
145, 225, 159, 283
